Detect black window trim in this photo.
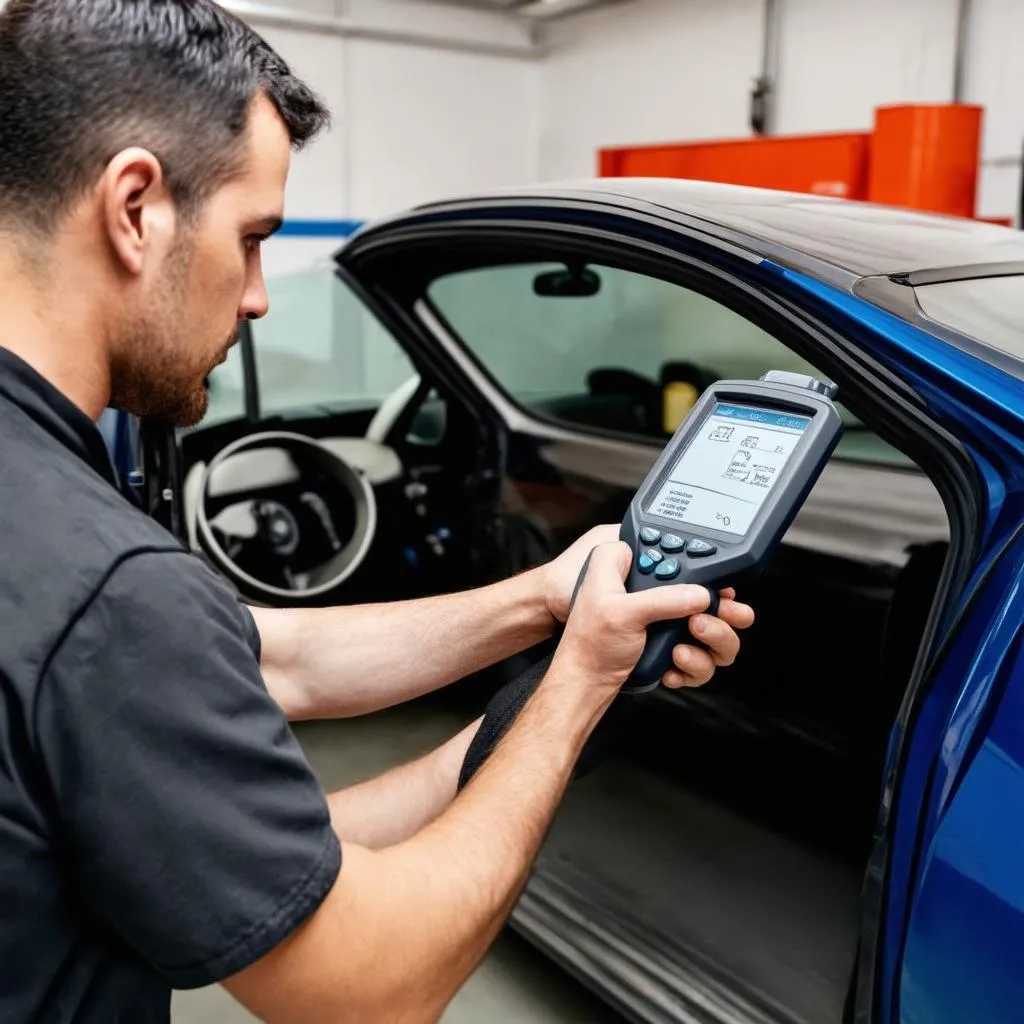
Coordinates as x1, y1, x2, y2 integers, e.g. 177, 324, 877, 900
890, 261, 1024, 287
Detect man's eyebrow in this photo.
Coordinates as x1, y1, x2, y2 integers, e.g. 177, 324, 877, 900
249, 216, 284, 237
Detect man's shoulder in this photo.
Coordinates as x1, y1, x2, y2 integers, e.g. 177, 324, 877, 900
0, 420, 198, 690
71, 546, 261, 671
1, 455, 181, 584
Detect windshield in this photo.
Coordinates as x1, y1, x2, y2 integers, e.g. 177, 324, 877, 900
915, 275, 1024, 361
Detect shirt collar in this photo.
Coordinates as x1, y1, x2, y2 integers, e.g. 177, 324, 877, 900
0, 347, 118, 486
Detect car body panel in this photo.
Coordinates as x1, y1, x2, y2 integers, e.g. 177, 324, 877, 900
897, 611, 1024, 1024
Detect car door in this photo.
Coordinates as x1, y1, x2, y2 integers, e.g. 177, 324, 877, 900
335, 202, 1024, 1022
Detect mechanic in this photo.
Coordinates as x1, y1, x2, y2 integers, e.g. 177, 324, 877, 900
0, 2, 754, 1022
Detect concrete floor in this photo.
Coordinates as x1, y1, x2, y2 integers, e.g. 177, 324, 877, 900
171, 699, 626, 1024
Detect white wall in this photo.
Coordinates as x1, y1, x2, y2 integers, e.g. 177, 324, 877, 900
962, 0, 1024, 219
773, 0, 959, 135
775, 0, 1024, 218
346, 39, 538, 218
539, 0, 764, 181
239, 0, 539, 278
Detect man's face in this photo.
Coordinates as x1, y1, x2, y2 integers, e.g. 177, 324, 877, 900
109, 95, 290, 426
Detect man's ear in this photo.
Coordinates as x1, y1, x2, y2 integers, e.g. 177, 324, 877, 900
99, 148, 177, 276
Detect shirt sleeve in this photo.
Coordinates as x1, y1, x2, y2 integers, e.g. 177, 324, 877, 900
34, 550, 341, 989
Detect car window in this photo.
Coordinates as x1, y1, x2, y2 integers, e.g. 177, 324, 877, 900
254, 267, 417, 418
203, 343, 247, 427
206, 267, 416, 424
428, 261, 912, 466
914, 274, 1024, 359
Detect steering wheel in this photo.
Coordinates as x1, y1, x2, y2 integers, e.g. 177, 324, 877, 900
195, 431, 377, 603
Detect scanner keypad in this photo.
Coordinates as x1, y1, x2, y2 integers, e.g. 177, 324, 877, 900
654, 558, 681, 580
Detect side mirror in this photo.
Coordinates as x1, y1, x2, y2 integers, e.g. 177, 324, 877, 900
533, 264, 601, 298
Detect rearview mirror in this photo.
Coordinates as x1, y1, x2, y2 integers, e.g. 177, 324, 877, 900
533, 264, 602, 298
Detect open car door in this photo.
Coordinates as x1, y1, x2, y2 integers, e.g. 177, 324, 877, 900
143, 183, 1024, 1023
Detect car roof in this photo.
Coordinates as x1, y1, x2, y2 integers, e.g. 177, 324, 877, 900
410, 178, 1024, 280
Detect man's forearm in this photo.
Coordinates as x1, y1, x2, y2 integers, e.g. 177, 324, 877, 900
326, 717, 480, 848
361, 671, 607, 1017
225, 652, 609, 1024
251, 568, 553, 720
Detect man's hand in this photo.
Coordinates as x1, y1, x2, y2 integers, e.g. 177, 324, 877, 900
541, 524, 622, 624
541, 527, 754, 689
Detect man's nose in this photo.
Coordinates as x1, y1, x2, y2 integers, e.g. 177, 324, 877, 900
239, 271, 270, 322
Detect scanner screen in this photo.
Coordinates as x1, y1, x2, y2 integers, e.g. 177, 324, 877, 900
647, 403, 810, 537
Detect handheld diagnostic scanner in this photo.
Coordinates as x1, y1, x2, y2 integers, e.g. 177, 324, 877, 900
575, 370, 843, 695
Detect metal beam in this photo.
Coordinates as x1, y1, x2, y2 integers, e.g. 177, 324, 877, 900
220, 1, 543, 59
750, 0, 781, 135
952, 0, 973, 103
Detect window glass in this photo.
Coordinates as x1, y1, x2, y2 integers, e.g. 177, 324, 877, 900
915, 275, 1024, 359
431, 263, 797, 402
210, 266, 416, 419
203, 342, 246, 427
428, 262, 911, 466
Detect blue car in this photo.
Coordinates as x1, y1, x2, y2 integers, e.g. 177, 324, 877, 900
120, 181, 1024, 1024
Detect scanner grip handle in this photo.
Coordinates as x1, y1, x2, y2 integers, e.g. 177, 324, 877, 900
622, 587, 720, 694
568, 551, 720, 696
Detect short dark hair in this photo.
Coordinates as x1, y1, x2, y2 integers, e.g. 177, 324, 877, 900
0, 0, 330, 233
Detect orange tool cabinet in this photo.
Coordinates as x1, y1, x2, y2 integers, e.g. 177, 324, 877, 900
599, 104, 994, 221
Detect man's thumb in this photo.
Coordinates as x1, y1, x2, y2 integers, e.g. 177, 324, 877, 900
585, 541, 633, 586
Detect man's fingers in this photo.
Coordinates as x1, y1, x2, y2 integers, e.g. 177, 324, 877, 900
715, 598, 755, 630
664, 645, 716, 687
687, 615, 740, 667
718, 587, 736, 600
622, 582, 711, 626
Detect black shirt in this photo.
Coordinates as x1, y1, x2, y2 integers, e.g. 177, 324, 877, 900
0, 349, 341, 1022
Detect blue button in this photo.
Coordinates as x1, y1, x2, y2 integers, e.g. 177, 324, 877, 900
661, 534, 685, 553
686, 538, 717, 557
655, 558, 681, 580
639, 527, 661, 545
637, 552, 657, 574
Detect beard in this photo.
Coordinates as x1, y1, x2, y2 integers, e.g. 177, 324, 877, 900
108, 233, 237, 428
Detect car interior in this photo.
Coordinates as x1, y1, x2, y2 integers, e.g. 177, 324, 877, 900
173, 258, 952, 1024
